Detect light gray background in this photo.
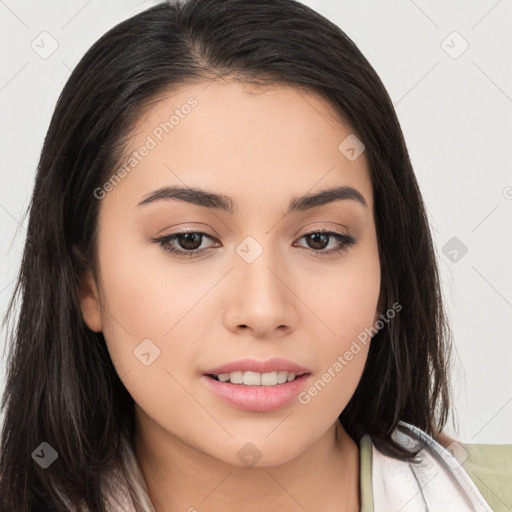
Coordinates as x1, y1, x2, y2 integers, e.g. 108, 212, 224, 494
1, 0, 511, 443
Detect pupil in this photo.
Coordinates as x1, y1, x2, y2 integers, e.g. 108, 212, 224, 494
180, 233, 201, 250
308, 233, 328, 250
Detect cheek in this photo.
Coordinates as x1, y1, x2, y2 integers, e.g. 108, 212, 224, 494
299, 242, 381, 343
96, 222, 208, 335
94, 239, 204, 418
298, 341, 370, 419
297, 243, 380, 403
296, 259, 379, 418
93, 228, 195, 374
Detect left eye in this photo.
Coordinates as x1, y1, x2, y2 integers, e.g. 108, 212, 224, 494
293, 230, 356, 254
151, 229, 355, 258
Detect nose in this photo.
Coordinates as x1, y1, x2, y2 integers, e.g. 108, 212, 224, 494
223, 244, 298, 338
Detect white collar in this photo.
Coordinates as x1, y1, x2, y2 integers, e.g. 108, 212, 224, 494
371, 421, 493, 511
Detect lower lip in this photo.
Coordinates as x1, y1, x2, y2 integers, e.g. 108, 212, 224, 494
201, 374, 311, 412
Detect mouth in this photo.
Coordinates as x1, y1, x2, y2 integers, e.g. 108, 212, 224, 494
201, 371, 312, 412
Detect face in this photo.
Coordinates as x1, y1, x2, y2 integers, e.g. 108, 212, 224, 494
80, 79, 382, 467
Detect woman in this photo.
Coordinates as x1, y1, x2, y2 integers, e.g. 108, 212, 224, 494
1, 0, 510, 511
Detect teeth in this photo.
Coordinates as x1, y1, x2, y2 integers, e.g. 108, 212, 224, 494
215, 370, 302, 386
277, 371, 288, 384
261, 371, 277, 385
244, 371, 261, 385
228, 371, 243, 384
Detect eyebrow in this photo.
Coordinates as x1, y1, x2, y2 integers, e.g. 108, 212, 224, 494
136, 185, 368, 214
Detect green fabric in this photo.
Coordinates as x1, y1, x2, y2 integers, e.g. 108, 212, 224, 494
460, 442, 512, 512
357, 434, 512, 511
358, 434, 374, 512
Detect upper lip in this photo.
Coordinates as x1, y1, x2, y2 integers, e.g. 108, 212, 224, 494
203, 357, 311, 376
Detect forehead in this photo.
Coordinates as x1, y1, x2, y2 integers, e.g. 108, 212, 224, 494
105, 79, 373, 214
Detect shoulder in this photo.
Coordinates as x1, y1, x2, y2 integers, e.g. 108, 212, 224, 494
362, 421, 512, 512
451, 440, 512, 511
433, 426, 512, 510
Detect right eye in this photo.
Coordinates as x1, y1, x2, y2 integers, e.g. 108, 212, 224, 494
151, 230, 221, 258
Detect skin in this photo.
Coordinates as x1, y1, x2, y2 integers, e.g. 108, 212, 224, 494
79, 79, 383, 512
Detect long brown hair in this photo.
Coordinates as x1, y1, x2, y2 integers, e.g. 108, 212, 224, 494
0, 0, 453, 510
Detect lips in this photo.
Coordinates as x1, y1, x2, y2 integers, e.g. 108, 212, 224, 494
201, 357, 312, 412
200, 373, 311, 412
203, 357, 311, 376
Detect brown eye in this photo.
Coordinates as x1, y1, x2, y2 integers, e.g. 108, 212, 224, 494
304, 232, 330, 250
175, 232, 203, 250
151, 230, 219, 258
294, 229, 356, 255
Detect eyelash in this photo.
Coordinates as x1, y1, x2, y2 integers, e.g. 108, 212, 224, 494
151, 228, 356, 258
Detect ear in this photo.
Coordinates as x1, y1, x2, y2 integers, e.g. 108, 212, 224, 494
78, 268, 103, 332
